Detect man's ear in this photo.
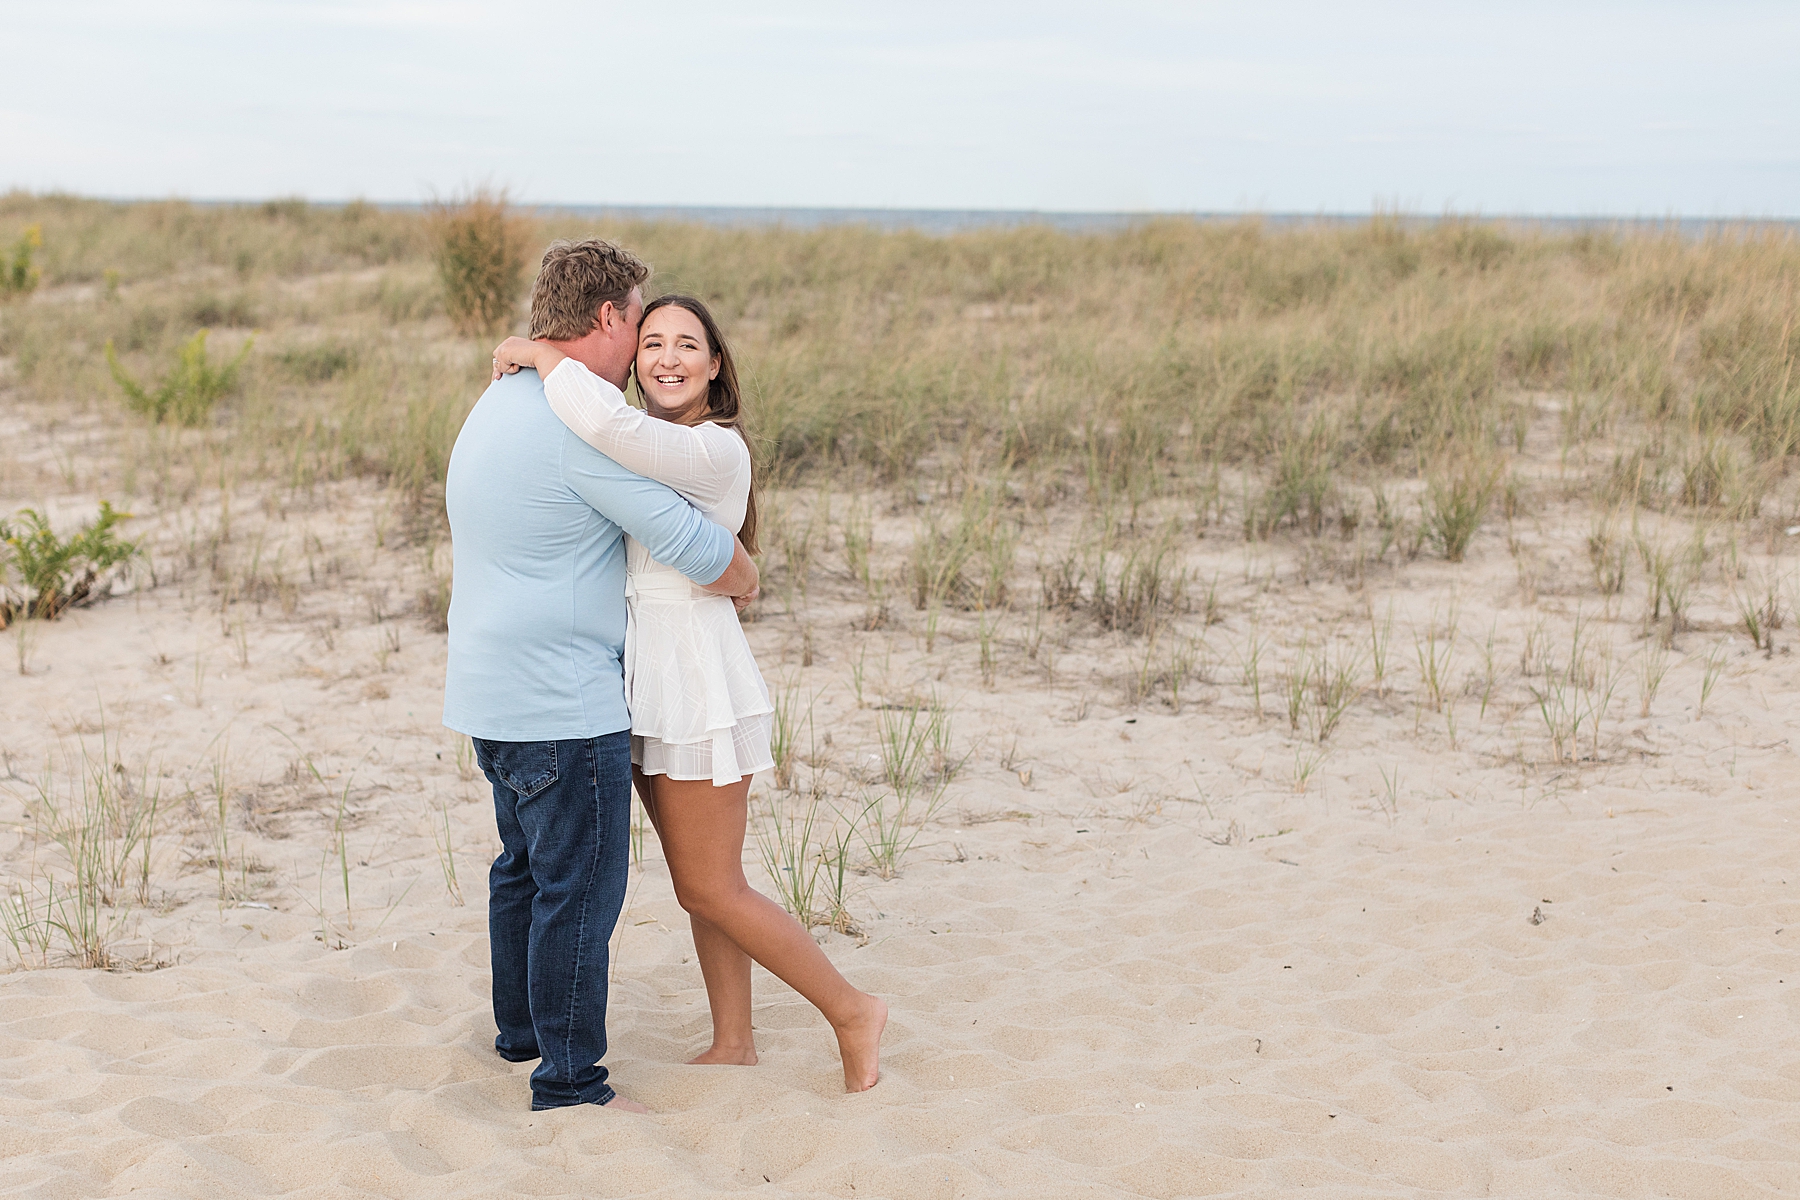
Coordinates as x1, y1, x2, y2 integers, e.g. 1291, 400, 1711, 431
594, 301, 614, 334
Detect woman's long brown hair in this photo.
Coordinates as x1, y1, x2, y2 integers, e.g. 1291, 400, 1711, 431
637, 294, 758, 555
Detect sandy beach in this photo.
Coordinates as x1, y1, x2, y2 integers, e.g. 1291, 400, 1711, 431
6, 431, 1799, 1197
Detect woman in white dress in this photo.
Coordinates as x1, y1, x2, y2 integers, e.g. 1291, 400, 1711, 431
491, 296, 885, 1092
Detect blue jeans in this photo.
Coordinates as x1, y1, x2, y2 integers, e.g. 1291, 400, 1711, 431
474, 732, 631, 1110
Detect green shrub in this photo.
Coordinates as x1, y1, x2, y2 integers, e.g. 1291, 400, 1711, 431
427, 189, 530, 337
104, 329, 251, 425
2, 224, 41, 298
0, 503, 141, 623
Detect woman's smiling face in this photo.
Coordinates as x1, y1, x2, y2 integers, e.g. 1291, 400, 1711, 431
636, 305, 719, 421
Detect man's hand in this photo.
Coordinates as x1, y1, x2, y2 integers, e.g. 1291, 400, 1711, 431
702, 538, 759, 605
732, 587, 758, 614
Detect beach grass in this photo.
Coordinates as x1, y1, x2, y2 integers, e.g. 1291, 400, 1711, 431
1, 713, 165, 968
2, 194, 1794, 529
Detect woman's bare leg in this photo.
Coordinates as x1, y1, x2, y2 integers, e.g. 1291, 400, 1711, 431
635, 769, 756, 1064
647, 772, 885, 1092
686, 914, 756, 1063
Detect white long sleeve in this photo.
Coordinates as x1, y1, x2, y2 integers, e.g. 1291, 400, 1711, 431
543, 358, 750, 527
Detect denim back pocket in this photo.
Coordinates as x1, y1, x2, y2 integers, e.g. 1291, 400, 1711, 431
474, 739, 560, 798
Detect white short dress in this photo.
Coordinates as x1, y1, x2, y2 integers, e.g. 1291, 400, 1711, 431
543, 359, 774, 786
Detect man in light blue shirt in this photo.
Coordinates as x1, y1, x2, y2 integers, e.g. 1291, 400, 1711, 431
442, 366, 737, 740
443, 239, 757, 1114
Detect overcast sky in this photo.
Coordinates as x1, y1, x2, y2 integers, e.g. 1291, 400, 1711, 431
3, 1, 1795, 215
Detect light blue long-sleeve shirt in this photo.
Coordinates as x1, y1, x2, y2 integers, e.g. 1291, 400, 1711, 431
442, 369, 735, 741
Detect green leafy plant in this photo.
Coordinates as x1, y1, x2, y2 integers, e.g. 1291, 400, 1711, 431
105, 329, 251, 425
851, 694, 961, 879
0, 503, 140, 623
2, 224, 42, 298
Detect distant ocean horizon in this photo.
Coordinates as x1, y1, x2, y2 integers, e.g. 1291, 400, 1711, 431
527, 205, 1799, 237
153, 197, 1799, 236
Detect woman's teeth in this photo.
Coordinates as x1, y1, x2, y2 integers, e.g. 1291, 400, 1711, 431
656, 375, 683, 386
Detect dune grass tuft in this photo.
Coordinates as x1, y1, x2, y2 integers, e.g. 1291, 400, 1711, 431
427, 188, 531, 338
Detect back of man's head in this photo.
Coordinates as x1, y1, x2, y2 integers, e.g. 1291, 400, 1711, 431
529, 239, 650, 340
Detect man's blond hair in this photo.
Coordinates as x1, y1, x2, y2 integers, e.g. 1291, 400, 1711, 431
528, 239, 650, 340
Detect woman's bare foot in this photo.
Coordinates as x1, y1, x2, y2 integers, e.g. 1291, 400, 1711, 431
601, 1093, 649, 1113
834, 994, 887, 1092
688, 1043, 758, 1066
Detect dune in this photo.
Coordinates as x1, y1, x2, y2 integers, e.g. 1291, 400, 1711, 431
5, 199, 1799, 1196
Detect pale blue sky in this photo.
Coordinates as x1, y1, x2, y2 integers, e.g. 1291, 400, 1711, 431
3, 1, 1795, 215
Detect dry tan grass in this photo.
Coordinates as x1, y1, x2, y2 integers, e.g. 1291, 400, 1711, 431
3, 194, 1794, 516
